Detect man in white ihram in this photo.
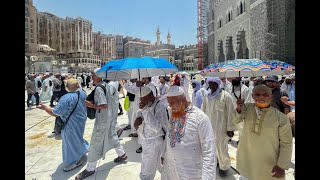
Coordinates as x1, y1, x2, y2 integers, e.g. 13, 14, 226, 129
201, 77, 236, 177
161, 85, 216, 180
134, 85, 169, 180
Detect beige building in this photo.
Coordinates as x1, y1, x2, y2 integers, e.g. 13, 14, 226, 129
36, 10, 100, 72
123, 37, 152, 58
25, 0, 38, 55
145, 27, 175, 63
92, 32, 117, 65
174, 44, 198, 71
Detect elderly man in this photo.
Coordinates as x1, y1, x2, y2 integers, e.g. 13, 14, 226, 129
161, 86, 216, 180
26, 74, 40, 109
76, 68, 127, 180
37, 78, 89, 172
201, 77, 236, 177
191, 79, 203, 108
135, 85, 168, 180
233, 85, 293, 180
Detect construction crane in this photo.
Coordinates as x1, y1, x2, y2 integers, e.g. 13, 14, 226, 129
197, 0, 208, 70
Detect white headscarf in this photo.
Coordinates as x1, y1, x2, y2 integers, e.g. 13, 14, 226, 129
206, 77, 222, 100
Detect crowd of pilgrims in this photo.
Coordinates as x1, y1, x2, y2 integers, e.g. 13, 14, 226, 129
25, 70, 295, 180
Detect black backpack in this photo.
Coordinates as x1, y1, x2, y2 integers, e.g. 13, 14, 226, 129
86, 84, 107, 119
127, 92, 135, 101
37, 81, 42, 88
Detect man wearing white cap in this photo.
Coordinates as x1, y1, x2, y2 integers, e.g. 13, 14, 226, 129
233, 85, 292, 180
161, 86, 216, 180
76, 68, 127, 180
201, 77, 236, 177
135, 85, 169, 180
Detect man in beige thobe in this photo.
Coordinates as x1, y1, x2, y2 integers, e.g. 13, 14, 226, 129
233, 85, 292, 180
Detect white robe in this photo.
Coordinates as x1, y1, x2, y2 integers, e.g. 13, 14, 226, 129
158, 83, 169, 105
124, 81, 141, 134
138, 99, 169, 180
180, 77, 190, 102
161, 106, 216, 180
40, 78, 53, 102
87, 81, 123, 162
202, 90, 236, 171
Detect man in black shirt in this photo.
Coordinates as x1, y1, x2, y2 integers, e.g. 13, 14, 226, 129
264, 75, 290, 114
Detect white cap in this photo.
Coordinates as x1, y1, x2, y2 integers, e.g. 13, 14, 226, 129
167, 85, 185, 97
140, 86, 152, 97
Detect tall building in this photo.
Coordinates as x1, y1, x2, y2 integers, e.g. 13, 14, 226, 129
207, 0, 295, 65
174, 44, 198, 71
115, 35, 124, 59
25, 0, 38, 55
36, 11, 100, 72
145, 27, 175, 63
124, 37, 152, 58
92, 32, 117, 65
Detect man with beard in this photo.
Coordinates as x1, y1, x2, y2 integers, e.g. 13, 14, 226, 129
135, 85, 169, 180
264, 76, 290, 114
191, 79, 203, 108
201, 77, 236, 177
280, 76, 293, 95
161, 86, 216, 180
233, 85, 292, 180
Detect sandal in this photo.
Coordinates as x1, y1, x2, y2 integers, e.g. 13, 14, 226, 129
136, 146, 142, 153
63, 162, 82, 172
117, 129, 124, 138
128, 133, 138, 137
75, 169, 95, 180
123, 125, 131, 130
114, 154, 128, 163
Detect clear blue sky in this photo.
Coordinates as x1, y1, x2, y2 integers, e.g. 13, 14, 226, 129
33, 0, 197, 46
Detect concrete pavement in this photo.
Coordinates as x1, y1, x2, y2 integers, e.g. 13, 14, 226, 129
25, 87, 295, 180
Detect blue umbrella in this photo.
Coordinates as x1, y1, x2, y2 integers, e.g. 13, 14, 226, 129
96, 57, 178, 81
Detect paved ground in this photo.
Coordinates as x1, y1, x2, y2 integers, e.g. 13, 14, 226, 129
25, 86, 295, 180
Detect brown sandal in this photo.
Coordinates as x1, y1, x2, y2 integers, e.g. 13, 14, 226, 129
75, 169, 95, 180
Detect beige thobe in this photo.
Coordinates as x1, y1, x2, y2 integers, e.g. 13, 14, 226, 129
232, 103, 293, 180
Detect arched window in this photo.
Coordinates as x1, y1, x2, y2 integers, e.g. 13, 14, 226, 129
240, 2, 243, 14
228, 12, 231, 22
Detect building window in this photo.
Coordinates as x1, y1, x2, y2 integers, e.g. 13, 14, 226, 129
218, 19, 222, 28
31, 39, 34, 43
30, 19, 33, 23
25, 37, 28, 42
25, 7, 29, 17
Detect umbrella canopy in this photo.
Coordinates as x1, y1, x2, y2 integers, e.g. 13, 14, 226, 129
203, 59, 294, 78
96, 57, 178, 80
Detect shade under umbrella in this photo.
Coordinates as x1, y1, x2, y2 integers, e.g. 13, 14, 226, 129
96, 57, 178, 81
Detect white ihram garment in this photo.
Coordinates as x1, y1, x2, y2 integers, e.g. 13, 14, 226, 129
181, 77, 190, 102
124, 82, 140, 134
202, 90, 236, 171
161, 106, 216, 180
138, 99, 169, 180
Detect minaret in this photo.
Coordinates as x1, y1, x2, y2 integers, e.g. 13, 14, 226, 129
167, 30, 171, 45
156, 26, 160, 45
